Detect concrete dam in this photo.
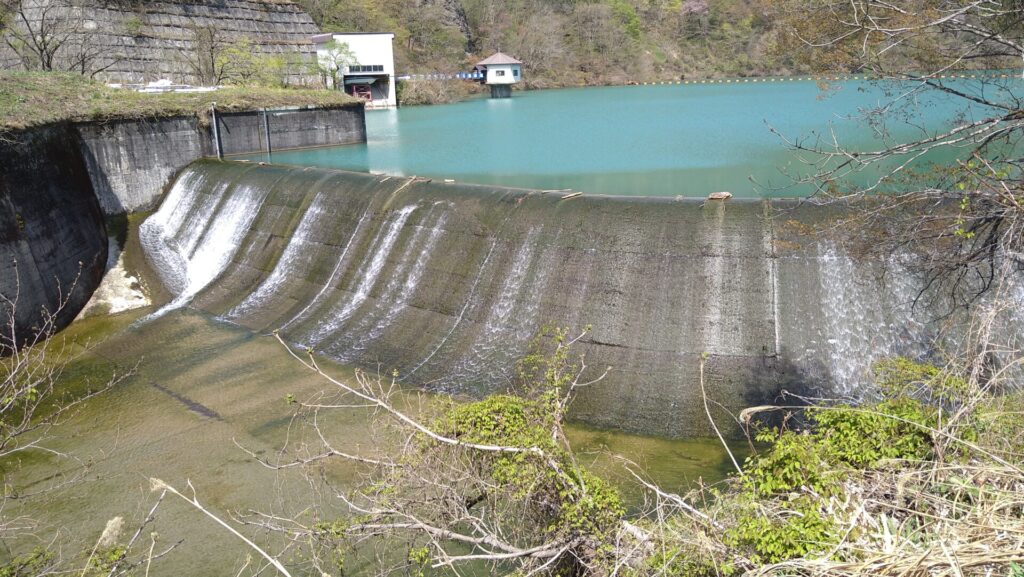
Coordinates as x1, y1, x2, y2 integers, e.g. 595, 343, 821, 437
139, 160, 959, 436
0, 105, 365, 344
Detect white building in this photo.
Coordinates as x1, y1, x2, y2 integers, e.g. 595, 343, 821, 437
312, 32, 397, 108
474, 52, 522, 98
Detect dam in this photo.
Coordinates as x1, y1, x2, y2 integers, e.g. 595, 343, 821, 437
2, 75, 1023, 574
140, 160, 955, 436
4, 78, 1020, 438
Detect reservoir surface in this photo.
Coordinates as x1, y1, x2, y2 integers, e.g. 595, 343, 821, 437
245, 79, 1012, 197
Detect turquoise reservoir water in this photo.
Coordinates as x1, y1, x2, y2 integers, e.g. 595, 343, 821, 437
248, 79, 1014, 197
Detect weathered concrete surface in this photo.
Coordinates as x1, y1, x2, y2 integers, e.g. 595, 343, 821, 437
0, 126, 107, 344
77, 105, 365, 214
77, 117, 210, 215
144, 162, 956, 437
217, 108, 368, 155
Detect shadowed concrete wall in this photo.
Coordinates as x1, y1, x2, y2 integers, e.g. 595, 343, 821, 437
0, 126, 107, 344
217, 108, 367, 156
144, 162, 968, 437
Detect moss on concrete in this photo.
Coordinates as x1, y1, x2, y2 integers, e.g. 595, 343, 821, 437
0, 72, 360, 133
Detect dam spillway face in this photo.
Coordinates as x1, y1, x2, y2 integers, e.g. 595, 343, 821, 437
140, 161, 1017, 437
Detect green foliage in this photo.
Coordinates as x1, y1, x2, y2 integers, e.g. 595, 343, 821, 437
724, 428, 843, 564
873, 357, 969, 404
644, 544, 730, 577
515, 325, 578, 404
314, 39, 356, 88
439, 394, 554, 450
807, 399, 935, 468
0, 548, 53, 577
609, 0, 642, 41
724, 358, 952, 565
414, 327, 624, 571
744, 428, 840, 497
87, 546, 127, 575
313, 518, 350, 539
407, 545, 430, 577
218, 39, 287, 87
123, 15, 143, 37
728, 493, 838, 564
432, 392, 624, 542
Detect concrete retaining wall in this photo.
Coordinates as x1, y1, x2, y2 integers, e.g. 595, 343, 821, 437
77, 105, 366, 214
218, 108, 367, 156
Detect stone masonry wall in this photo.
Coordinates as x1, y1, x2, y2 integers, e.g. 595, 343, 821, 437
0, 0, 320, 85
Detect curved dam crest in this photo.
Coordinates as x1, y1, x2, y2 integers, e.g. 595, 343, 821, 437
143, 160, 955, 436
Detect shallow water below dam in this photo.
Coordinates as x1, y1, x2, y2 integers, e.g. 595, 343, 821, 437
1, 307, 744, 575
240, 79, 1017, 197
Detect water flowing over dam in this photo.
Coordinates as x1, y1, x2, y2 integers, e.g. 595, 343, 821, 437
142, 160, 984, 436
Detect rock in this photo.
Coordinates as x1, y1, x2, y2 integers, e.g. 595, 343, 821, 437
708, 191, 733, 200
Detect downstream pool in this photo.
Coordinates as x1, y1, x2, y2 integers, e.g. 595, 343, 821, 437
2, 309, 744, 575
242, 78, 1014, 197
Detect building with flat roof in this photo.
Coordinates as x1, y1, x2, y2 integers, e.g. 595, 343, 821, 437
312, 32, 396, 108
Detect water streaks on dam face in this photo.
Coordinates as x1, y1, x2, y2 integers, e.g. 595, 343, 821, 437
141, 161, 1015, 437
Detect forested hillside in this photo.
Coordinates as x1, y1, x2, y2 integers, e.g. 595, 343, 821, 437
297, 0, 810, 86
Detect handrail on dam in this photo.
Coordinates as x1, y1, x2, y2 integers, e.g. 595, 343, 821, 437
210, 102, 224, 160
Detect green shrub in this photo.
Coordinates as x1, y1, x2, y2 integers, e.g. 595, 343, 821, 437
0, 549, 53, 577
724, 357, 952, 565
433, 392, 623, 541
727, 493, 839, 565
808, 397, 935, 467
873, 357, 969, 406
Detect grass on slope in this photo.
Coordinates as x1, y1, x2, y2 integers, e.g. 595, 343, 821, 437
0, 72, 360, 132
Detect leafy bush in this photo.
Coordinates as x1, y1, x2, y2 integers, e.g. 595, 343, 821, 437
807, 397, 935, 468
0, 549, 53, 577
723, 358, 952, 565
